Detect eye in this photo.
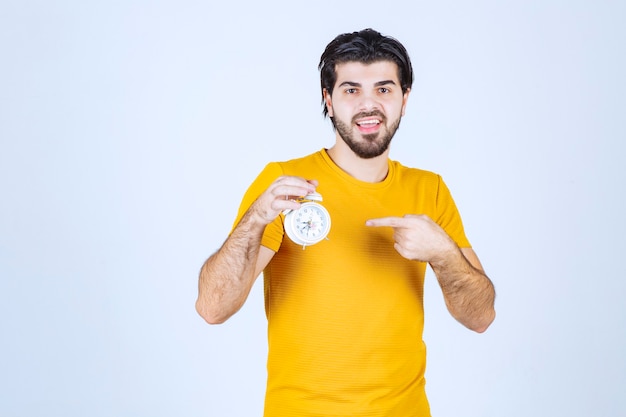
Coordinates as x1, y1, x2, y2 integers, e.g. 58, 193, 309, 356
345, 88, 358, 94
379, 87, 390, 94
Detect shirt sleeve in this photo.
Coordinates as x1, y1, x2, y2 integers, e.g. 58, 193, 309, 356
231, 162, 286, 252
435, 176, 471, 249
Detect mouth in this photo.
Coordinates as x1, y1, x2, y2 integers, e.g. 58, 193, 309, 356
355, 117, 382, 133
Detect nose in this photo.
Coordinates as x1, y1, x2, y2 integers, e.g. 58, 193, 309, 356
358, 91, 380, 112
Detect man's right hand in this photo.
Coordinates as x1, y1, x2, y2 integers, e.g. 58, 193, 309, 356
196, 175, 318, 324
249, 176, 319, 224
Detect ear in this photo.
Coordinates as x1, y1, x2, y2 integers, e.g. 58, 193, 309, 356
323, 88, 334, 118
401, 88, 411, 116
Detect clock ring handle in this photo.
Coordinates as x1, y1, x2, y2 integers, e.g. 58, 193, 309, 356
282, 192, 324, 216
299, 192, 323, 202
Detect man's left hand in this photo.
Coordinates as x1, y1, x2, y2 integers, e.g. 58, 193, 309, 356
366, 214, 455, 264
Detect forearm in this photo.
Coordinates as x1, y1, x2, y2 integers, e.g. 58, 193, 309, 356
430, 246, 496, 333
196, 209, 265, 324
196, 175, 318, 324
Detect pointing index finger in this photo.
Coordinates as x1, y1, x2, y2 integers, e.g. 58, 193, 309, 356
365, 216, 406, 228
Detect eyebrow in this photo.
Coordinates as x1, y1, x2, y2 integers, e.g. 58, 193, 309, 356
338, 80, 398, 88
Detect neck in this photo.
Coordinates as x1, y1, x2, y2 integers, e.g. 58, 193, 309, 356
326, 142, 390, 183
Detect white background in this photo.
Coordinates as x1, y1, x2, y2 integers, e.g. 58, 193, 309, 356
1, 1, 624, 416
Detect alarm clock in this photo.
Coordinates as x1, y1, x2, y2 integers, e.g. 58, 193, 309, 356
283, 192, 331, 248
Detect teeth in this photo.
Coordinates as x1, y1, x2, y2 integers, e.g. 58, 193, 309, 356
358, 120, 380, 126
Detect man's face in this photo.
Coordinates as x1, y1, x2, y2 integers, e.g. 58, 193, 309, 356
324, 60, 410, 159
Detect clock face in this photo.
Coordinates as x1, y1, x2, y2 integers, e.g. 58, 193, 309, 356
285, 201, 331, 247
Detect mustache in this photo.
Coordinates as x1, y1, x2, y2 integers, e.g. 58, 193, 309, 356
351, 110, 386, 124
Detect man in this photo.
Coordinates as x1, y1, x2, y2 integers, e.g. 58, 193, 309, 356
196, 28, 495, 417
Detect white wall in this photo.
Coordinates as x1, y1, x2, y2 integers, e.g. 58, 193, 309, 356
1, 1, 624, 416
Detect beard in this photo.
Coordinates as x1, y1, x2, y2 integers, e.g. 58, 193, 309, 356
332, 111, 402, 159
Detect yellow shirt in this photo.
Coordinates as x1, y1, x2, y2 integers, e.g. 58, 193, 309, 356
233, 149, 470, 417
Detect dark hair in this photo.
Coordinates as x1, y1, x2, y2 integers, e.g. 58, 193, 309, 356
318, 28, 414, 117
